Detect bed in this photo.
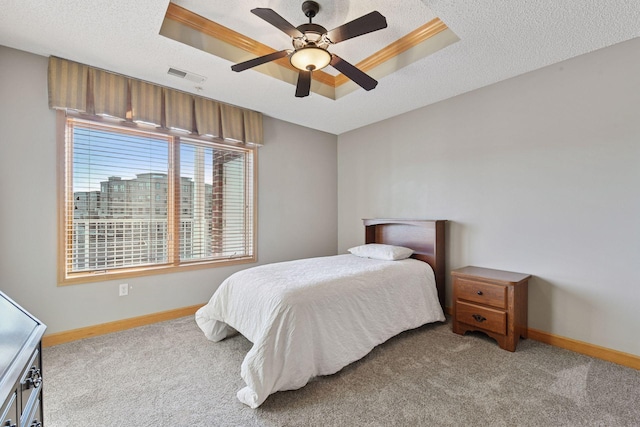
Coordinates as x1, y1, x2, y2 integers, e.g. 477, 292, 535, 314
195, 219, 447, 408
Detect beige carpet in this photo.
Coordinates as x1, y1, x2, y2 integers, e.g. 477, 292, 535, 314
43, 316, 640, 426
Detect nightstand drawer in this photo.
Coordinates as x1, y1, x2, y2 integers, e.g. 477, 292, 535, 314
456, 278, 506, 309
456, 301, 506, 335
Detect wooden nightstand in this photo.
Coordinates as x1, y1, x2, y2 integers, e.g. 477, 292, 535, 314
451, 266, 530, 352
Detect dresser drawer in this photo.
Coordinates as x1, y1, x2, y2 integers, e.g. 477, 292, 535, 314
21, 395, 41, 427
1, 392, 18, 427
456, 301, 507, 335
456, 278, 506, 309
20, 349, 42, 419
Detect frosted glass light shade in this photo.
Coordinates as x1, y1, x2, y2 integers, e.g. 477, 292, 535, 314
290, 47, 331, 71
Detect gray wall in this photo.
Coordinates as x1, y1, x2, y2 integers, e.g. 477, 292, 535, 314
3, 38, 639, 357
338, 38, 640, 356
0, 45, 338, 334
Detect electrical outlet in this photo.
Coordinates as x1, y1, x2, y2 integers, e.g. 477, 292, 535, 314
118, 283, 129, 296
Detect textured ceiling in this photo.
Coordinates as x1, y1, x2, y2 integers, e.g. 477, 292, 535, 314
1, 1, 639, 135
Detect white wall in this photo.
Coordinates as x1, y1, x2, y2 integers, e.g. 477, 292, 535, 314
338, 38, 640, 356
0, 45, 338, 334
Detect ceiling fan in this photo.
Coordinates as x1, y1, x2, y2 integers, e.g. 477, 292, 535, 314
231, 1, 387, 98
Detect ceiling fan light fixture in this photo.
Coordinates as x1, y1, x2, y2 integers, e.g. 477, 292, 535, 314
234, 3, 387, 96
290, 46, 331, 71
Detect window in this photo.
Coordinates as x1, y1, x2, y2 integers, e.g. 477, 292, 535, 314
59, 115, 256, 284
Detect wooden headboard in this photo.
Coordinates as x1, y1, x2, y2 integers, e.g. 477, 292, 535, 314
363, 219, 447, 309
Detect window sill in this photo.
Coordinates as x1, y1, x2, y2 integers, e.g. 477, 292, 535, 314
58, 255, 257, 286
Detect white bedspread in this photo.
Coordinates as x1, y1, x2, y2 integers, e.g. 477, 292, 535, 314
195, 254, 445, 408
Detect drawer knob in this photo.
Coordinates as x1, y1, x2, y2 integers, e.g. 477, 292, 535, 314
29, 421, 42, 427
472, 314, 487, 323
5, 419, 16, 427
477, 290, 483, 296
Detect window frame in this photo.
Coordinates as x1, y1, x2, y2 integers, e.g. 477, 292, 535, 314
56, 111, 257, 285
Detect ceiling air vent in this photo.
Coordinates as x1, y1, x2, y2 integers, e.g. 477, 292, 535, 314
167, 67, 207, 83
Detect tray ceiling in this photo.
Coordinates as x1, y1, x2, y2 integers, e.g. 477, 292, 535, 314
0, 1, 639, 134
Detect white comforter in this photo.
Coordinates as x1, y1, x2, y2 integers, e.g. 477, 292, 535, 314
195, 254, 445, 408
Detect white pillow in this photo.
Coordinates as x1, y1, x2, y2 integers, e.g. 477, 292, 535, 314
348, 243, 414, 261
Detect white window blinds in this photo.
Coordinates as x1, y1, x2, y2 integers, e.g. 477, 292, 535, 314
62, 116, 255, 282
178, 139, 254, 262
68, 120, 170, 272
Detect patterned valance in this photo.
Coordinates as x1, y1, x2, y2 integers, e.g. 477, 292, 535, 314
47, 56, 263, 145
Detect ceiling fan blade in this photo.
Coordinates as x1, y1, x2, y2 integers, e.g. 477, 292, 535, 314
325, 11, 387, 44
295, 70, 311, 97
330, 55, 377, 91
231, 50, 290, 72
251, 8, 304, 38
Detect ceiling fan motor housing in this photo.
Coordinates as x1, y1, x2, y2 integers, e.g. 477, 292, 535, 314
297, 1, 327, 46
294, 23, 328, 47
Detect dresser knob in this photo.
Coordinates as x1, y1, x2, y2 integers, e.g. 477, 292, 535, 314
5, 419, 16, 427
25, 367, 42, 389
477, 290, 483, 296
